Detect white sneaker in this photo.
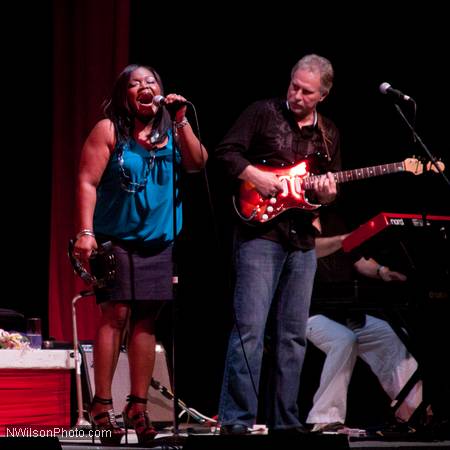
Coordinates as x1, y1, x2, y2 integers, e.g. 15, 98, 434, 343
312, 422, 345, 433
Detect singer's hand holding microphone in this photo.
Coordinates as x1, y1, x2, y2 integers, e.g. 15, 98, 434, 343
153, 93, 188, 122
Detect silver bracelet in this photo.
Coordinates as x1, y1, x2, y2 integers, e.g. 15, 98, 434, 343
174, 117, 189, 129
76, 229, 95, 240
376, 265, 385, 278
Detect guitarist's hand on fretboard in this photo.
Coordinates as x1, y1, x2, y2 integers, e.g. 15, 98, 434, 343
312, 172, 337, 205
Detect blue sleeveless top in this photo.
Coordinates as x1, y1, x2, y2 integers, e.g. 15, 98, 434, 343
94, 130, 182, 248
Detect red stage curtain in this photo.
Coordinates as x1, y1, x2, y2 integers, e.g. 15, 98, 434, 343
49, 0, 130, 341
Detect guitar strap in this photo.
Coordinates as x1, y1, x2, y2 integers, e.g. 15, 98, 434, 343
317, 113, 332, 162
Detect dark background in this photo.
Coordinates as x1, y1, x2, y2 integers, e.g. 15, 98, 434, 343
4, 1, 449, 427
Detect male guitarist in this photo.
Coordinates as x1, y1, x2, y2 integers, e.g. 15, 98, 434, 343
215, 54, 340, 435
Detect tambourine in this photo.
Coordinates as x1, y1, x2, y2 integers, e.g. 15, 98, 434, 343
68, 239, 116, 288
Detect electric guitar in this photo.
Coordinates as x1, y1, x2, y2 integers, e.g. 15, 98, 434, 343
235, 158, 445, 224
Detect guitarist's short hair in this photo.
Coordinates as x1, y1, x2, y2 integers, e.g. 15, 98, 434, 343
291, 54, 334, 95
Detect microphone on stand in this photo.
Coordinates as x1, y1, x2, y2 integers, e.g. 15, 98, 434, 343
379, 82, 414, 102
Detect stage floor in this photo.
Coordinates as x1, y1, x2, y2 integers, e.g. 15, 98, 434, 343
57, 435, 450, 450
3, 424, 448, 449
52, 424, 449, 450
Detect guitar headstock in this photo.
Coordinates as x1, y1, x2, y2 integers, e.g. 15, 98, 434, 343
403, 156, 446, 175
403, 158, 423, 175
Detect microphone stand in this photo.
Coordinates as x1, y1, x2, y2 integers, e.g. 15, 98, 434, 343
171, 118, 181, 438
155, 118, 185, 448
393, 102, 450, 425
158, 103, 207, 446
393, 103, 450, 188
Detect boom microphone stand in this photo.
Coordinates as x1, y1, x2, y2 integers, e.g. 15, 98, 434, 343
393, 103, 450, 189
389, 96, 450, 429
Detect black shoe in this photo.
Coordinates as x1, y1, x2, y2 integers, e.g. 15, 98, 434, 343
368, 421, 416, 436
220, 424, 250, 435
364, 421, 416, 441
419, 418, 450, 441
269, 425, 309, 435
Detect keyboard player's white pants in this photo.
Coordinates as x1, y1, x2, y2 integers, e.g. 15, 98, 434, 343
306, 314, 422, 425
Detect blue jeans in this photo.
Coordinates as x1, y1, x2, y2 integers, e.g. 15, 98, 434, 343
219, 237, 317, 430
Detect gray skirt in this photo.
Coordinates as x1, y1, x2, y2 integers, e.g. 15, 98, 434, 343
93, 241, 173, 304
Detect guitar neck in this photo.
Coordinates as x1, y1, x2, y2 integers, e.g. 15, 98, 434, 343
304, 161, 406, 188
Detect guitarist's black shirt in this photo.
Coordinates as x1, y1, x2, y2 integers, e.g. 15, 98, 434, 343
215, 98, 341, 250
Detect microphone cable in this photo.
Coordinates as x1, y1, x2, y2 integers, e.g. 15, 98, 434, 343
175, 99, 260, 422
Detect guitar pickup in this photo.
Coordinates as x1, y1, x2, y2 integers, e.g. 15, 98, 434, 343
280, 178, 289, 196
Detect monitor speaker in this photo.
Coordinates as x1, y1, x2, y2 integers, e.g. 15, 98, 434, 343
80, 342, 173, 427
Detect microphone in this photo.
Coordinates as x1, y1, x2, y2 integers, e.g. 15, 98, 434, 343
152, 95, 167, 106
152, 95, 187, 108
379, 82, 413, 102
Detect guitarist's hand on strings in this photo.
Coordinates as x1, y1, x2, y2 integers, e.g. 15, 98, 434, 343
239, 165, 283, 198
312, 172, 337, 205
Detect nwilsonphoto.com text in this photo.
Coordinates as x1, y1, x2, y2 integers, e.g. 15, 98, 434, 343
4, 425, 112, 440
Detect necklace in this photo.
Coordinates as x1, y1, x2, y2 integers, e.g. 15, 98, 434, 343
117, 132, 160, 193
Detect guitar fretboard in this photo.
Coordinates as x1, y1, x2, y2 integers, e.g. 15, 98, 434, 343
303, 162, 405, 189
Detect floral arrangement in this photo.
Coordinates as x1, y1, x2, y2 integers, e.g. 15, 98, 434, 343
0, 329, 30, 349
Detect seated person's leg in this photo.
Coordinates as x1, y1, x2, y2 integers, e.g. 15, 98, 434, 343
356, 315, 422, 422
306, 314, 358, 426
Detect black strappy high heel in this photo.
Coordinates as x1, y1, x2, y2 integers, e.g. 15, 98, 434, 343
89, 395, 125, 445
122, 394, 158, 444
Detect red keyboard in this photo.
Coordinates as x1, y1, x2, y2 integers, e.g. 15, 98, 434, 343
342, 212, 450, 253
